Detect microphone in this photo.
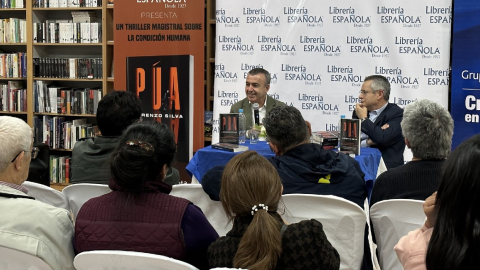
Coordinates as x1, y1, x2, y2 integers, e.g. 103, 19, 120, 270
253, 103, 260, 125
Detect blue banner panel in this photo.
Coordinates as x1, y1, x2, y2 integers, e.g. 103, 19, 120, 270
451, 1, 480, 148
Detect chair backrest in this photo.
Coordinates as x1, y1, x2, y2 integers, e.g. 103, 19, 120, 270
210, 268, 248, 270
282, 194, 367, 270
22, 180, 70, 211
62, 183, 111, 220
171, 184, 232, 236
370, 199, 425, 270
0, 245, 52, 270
74, 250, 198, 270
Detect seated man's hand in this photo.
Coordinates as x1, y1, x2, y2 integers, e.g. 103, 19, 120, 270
367, 139, 376, 146
381, 123, 390, 130
355, 103, 368, 119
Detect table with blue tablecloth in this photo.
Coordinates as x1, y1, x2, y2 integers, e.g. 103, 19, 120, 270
186, 141, 384, 197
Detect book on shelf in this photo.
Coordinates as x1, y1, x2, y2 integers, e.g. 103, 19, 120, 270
33, 0, 101, 8
219, 113, 240, 144
212, 143, 248, 153
340, 118, 361, 155
0, 81, 26, 112
49, 155, 71, 184
34, 116, 96, 150
126, 54, 194, 164
0, 52, 27, 78
32, 57, 102, 79
33, 81, 102, 114
204, 110, 213, 137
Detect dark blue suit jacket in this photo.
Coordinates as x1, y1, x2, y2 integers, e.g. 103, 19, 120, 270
353, 103, 405, 169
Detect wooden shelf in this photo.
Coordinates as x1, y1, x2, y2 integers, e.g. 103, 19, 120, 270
33, 77, 103, 81
50, 148, 73, 152
0, 43, 27, 45
0, 8, 26, 11
0, 77, 26, 80
33, 43, 102, 46
0, 111, 27, 114
33, 7, 102, 10
33, 112, 96, 117
50, 182, 71, 191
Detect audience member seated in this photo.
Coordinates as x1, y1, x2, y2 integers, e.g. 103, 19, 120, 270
203, 106, 366, 208
71, 91, 180, 185
74, 121, 218, 269
264, 105, 367, 208
208, 151, 340, 270
0, 116, 75, 270
394, 133, 480, 270
370, 99, 454, 206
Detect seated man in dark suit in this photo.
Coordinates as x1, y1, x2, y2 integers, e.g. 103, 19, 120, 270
370, 99, 453, 206
353, 75, 405, 169
230, 68, 286, 129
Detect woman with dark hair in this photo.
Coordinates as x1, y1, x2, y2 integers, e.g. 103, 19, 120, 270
75, 121, 218, 269
395, 133, 480, 270
208, 151, 340, 270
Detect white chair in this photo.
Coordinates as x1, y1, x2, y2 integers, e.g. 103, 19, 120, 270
22, 181, 70, 211
171, 184, 232, 236
210, 268, 248, 270
74, 250, 198, 270
282, 194, 367, 270
62, 183, 111, 220
370, 199, 425, 270
0, 245, 52, 270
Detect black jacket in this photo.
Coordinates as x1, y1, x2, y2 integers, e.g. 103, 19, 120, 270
271, 143, 367, 208
352, 103, 405, 169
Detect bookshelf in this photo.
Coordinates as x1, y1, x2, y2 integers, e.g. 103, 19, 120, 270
0, 0, 113, 185
0, 0, 112, 124
0, 0, 216, 183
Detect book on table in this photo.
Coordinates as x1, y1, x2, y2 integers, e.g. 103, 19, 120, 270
340, 118, 361, 155
311, 130, 339, 150
219, 113, 240, 144
212, 143, 248, 152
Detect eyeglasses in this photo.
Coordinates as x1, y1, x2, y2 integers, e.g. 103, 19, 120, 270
359, 90, 372, 95
11, 147, 39, 163
359, 89, 383, 95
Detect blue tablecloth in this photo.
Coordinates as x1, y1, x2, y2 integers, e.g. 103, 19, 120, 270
186, 141, 382, 196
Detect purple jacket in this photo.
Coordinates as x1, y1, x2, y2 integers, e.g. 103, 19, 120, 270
75, 180, 218, 269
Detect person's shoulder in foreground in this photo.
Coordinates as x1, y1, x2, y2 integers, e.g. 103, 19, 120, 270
370, 99, 454, 206
74, 121, 217, 269
0, 116, 75, 270
0, 185, 75, 270
207, 151, 339, 270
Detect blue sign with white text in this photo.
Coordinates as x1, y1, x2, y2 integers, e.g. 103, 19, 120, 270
451, 1, 480, 148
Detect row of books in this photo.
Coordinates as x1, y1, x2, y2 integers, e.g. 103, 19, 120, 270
0, 0, 25, 8
34, 116, 97, 150
33, 0, 102, 8
33, 22, 102, 44
0, 18, 27, 43
0, 81, 25, 112
0, 52, 27, 78
34, 81, 102, 114
49, 155, 71, 184
33, 57, 103, 79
